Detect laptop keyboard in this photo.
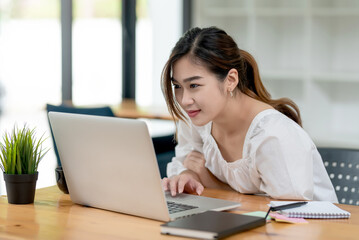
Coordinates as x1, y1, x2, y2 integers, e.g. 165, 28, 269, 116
167, 201, 198, 214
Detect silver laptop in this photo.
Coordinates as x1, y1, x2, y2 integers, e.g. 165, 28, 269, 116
48, 112, 241, 221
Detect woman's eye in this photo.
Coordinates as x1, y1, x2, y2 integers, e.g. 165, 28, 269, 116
172, 84, 181, 89
190, 84, 199, 88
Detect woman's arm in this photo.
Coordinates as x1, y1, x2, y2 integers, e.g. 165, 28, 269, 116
183, 151, 233, 191
249, 116, 317, 200
164, 120, 206, 195
215, 116, 316, 199
167, 119, 204, 177
254, 135, 314, 200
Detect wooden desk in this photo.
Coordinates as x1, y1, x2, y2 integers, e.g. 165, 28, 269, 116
114, 99, 174, 120
1, 186, 359, 239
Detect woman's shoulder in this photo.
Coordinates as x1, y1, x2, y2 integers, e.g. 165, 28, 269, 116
244, 109, 315, 156
252, 108, 299, 128
246, 109, 311, 143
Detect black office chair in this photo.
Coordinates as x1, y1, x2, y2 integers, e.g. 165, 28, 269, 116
318, 147, 359, 205
152, 134, 176, 178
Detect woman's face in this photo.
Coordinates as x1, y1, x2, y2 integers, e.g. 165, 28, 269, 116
172, 56, 228, 126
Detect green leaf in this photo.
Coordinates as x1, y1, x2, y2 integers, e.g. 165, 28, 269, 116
0, 125, 50, 174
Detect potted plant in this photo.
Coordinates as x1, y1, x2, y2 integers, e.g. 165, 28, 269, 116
0, 125, 49, 204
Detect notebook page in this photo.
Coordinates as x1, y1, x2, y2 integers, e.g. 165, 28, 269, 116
270, 201, 351, 219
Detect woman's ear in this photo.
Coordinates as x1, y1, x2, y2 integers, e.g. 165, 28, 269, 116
225, 68, 239, 92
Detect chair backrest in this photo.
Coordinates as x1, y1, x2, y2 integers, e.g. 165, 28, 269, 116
46, 104, 115, 166
152, 134, 176, 178
318, 147, 359, 205
152, 134, 176, 155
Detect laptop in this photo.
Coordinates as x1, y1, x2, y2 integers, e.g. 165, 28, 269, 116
48, 112, 241, 221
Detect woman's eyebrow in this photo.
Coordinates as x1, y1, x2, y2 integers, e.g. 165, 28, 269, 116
171, 76, 202, 83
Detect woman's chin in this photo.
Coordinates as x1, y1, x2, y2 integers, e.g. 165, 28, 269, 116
190, 117, 210, 127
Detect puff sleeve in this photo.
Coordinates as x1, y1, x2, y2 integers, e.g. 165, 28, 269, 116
166, 120, 204, 178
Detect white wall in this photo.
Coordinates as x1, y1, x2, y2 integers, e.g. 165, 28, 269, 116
193, 0, 359, 149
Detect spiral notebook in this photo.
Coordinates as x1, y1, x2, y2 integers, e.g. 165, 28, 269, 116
270, 201, 351, 219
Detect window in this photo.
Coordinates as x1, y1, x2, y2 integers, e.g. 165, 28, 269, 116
0, 0, 60, 194
135, 0, 182, 107
72, 0, 122, 106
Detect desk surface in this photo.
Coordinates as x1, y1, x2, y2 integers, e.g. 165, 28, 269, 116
1, 186, 359, 240
114, 99, 174, 120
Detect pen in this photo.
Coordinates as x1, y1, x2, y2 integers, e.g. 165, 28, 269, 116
271, 201, 308, 211
264, 201, 308, 220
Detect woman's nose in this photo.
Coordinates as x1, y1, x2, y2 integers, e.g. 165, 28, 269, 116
181, 90, 194, 106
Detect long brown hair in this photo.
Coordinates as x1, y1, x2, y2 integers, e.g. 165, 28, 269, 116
161, 27, 302, 126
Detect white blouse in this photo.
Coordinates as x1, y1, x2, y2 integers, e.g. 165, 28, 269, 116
167, 109, 338, 202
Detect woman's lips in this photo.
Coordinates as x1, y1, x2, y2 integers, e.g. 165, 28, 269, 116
187, 110, 201, 118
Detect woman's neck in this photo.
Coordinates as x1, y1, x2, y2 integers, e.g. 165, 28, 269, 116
212, 93, 272, 137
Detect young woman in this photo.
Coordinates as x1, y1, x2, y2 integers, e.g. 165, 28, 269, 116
161, 27, 337, 202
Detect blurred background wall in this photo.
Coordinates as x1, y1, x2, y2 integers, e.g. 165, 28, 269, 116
193, 0, 359, 149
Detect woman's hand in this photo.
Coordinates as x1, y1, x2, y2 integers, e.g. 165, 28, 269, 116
183, 151, 211, 178
183, 151, 233, 191
162, 170, 204, 197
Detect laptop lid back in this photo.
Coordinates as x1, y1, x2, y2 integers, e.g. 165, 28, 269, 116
48, 112, 171, 221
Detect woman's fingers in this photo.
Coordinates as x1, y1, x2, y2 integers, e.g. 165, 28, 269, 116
163, 173, 204, 196
194, 181, 204, 195
163, 170, 205, 196
189, 151, 204, 158
169, 176, 179, 196
178, 174, 190, 194
184, 151, 206, 170
162, 177, 169, 191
